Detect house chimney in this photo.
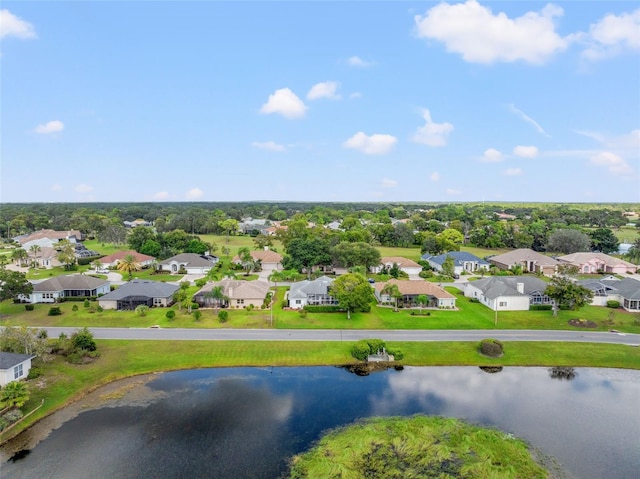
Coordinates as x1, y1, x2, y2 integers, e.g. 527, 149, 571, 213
516, 282, 524, 294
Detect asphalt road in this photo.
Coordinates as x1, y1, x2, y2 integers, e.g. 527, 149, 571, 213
39, 327, 640, 346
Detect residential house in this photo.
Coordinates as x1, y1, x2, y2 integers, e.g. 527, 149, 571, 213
98, 280, 179, 310
193, 279, 270, 309
489, 249, 559, 276
288, 276, 338, 309
464, 276, 552, 311
372, 257, 422, 277
422, 251, 490, 276
0, 352, 35, 387
23, 275, 110, 303
557, 252, 637, 275
99, 250, 156, 269
374, 279, 456, 308
232, 249, 283, 271
578, 277, 640, 312
27, 246, 61, 269
123, 219, 153, 228
15, 229, 83, 250
158, 253, 218, 274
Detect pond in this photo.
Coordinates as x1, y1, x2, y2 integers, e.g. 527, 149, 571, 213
1, 366, 639, 478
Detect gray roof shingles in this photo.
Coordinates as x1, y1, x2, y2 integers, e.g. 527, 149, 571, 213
99, 280, 179, 301
0, 352, 34, 369
32, 275, 109, 292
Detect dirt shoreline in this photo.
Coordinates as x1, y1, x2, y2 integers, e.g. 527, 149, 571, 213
0, 373, 167, 460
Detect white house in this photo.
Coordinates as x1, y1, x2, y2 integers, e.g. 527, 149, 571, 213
23, 275, 111, 303
579, 277, 640, 312
422, 251, 490, 276
0, 352, 35, 387
158, 253, 218, 274
371, 257, 422, 277
288, 276, 337, 309
464, 276, 552, 311
232, 249, 283, 272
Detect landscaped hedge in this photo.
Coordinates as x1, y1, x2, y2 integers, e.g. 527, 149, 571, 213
479, 338, 503, 358
58, 296, 97, 302
606, 300, 620, 308
77, 255, 104, 265
350, 338, 387, 361
303, 305, 343, 313
24, 304, 34, 311
48, 306, 62, 316
530, 304, 553, 311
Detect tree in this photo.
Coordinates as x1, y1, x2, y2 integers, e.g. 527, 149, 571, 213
0, 381, 30, 409
127, 226, 157, 252
544, 274, 594, 316
219, 219, 239, 242
416, 294, 429, 314
283, 237, 332, 278
330, 273, 375, 319
0, 270, 33, 302
381, 283, 401, 311
56, 240, 77, 270
117, 254, 142, 280
71, 327, 97, 351
29, 244, 41, 267
546, 229, 591, 254
439, 228, 464, 245
589, 228, 619, 254
205, 286, 228, 312
331, 242, 381, 271
441, 255, 455, 278
625, 237, 640, 264
11, 248, 28, 266
237, 247, 255, 275
0, 325, 50, 361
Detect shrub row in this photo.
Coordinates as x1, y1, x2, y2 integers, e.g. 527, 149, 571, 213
606, 300, 620, 308
303, 305, 343, 313
58, 296, 98, 302
529, 304, 553, 311
77, 255, 104, 265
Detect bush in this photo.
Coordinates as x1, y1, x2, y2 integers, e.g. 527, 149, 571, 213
218, 310, 229, 323
71, 327, 97, 352
298, 309, 308, 318
365, 338, 386, 354
24, 304, 34, 311
529, 304, 553, 311
469, 298, 480, 303
479, 338, 504, 358
27, 367, 43, 379
48, 306, 62, 316
96, 306, 103, 313
419, 270, 434, 279
77, 256, 103, 265
606, 300, 620, 308
58, 296, 98, 302
192, 310, 202, 322
72, 304, 79, 312
166, 310, 176, 320
191, 302, 199, 310
195, 278, 207, 288
350, 340, 371, 361
84, 299, 90, 308
303, 305, 343, 313
135, 305, 150, 316
386, 347, 404, 361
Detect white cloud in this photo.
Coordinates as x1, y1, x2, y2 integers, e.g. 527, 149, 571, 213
51, 184, 63, 192
260, 88, 307, 119
35, 120, 64, 134
507, 104, 550, 137
251, 141, 286, 152
153, 191, 170, 200
307, 81, 340, 100
381, 178, 398, 188
576, 129, 640, 150
346, 56, 373, 67
412, 109, 454, 147
0, 9, 37, 39
481, 148, 503, 162
349, 92, 363, 99
343, 132, 397, 155
513, 145, 539, 158
446, 188, 461, 195
186, 187, 204, 200
582, 9, 640, 60
414, 1, 569, 64
430, 172, 440, 182
503, 168, 524, 176
75, 184, 93, 194
590, 152, 633, 175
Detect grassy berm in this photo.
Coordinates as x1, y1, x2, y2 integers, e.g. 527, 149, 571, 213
288, 415, 551, 479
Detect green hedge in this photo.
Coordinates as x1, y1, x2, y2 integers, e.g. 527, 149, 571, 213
303, 305, 343, 313
77, 255, 104, 265
58, 296, 97, 302
606, 300, 620, 308
529, 304, 553, 311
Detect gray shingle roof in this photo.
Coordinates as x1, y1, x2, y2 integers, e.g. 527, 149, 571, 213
289, 276, 334, 299
99, 280, 179, 300
579, 278, 640, 300
32, 274, 109, 292
422, 251, 490, 267
470, 276, 548, 300
0, 352, 34, 369
159, 253, 217, 267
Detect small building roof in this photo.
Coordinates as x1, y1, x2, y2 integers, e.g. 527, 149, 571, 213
99, 250, 155, 264
490, 249, 559, 267
380, 257, 421, 268
98, 279, 179, 300
579, 277, 640, 300
159, 253, 217, 267
0, 352, 35, 370
194, 279, 270, 300
232, 250, 283, 264
31, 274, 109, 292
374, 279, 456, 299
557, 252, 636, 269
289, 276, 334, 299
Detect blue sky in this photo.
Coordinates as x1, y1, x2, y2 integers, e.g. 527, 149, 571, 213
1, 1, 639, 203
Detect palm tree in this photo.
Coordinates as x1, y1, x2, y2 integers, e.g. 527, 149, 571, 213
11, 248, 28, 267
0, 381, 30, 409
117, 254, 141, 280
29, 244, 41, 268
205, 285, 228, 313
381, 283, 401, 312
237, 247, 254, 276
416, 294, 429, 314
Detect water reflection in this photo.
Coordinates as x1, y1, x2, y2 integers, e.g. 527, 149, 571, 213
1, 367, 638, 479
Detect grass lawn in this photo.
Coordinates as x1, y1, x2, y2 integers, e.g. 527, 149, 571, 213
26, 265, 99, 280
3, 339, 638, 442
